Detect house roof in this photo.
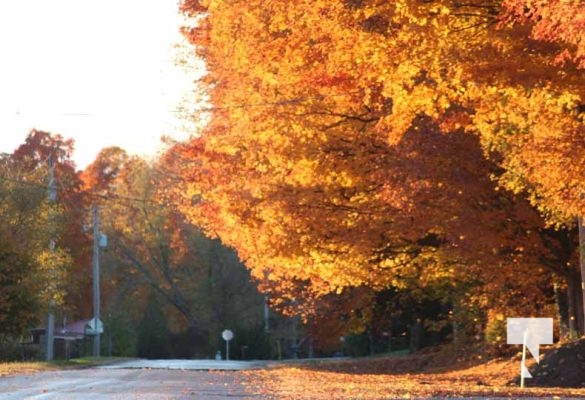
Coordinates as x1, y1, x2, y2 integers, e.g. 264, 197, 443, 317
32, 318, 99, 339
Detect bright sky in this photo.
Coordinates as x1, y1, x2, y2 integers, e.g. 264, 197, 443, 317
0, 0, 201, 169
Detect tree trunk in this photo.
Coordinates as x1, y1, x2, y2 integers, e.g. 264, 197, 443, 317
367, 327, 374, 356
408, 319, 422, 353
567, 267, 584, 337
452, 304, 459, 347
554, 280, 569, 340
578, 216, 585, 335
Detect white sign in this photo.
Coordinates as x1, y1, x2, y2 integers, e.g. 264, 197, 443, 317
222, 329, 234, 361
507, 318, 553, 385
99, 233, 108, 248
222, 329, 234, 341
85, 318, 104, 335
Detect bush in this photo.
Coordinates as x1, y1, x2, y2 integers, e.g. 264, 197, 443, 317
0, 335, 26, 361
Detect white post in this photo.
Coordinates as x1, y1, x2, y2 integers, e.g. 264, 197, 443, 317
222, 330, 233, 361
521, 330, 527, 388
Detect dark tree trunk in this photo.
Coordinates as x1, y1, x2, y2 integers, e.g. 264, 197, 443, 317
554, 280, 570, 339
408, 319, 422, 353
566, 267, 584, 337
579, 216, 585, 336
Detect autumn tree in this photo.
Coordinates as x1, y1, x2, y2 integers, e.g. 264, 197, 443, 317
175, 0, 584, 342
0, 130, 92, 343
15, 130, 91, 318
80, 146, 128, 195
0, 200, 38, 338
179, 1, 585, 224
83, 149, 267, 357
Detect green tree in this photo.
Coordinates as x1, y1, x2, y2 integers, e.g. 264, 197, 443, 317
0, 240, 38, 337
0, 129, 95, 352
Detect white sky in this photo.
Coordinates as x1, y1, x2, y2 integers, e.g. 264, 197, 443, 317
0, 0, 201, 169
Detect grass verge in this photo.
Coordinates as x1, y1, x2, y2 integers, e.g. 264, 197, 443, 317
0, 357, 134, 377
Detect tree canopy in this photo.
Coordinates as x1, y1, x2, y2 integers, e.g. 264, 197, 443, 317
174, 0, 585, 333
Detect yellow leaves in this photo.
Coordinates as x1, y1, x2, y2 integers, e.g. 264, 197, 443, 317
326, 170, 356, 188
35, 247, 72, 307
438, 5, 450, 16
471, 85, 585, 222
286, 158, 319, 186
379, 254, 409, 272
267, 10, 289, 34
179, 0, 585, 319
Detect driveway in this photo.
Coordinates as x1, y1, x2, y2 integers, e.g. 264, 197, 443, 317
0, 359, 268, 399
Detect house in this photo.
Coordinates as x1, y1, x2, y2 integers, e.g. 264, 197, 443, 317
21, 318, 104, 360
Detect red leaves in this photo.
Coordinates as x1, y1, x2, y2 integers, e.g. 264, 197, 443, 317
179, 0, 207, 16
80, 147, 128, 195
501, 0, 585, 68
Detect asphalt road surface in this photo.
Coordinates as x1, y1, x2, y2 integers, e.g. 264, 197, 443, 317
0, 360, 268, 399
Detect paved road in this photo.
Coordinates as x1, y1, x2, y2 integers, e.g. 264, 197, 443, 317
0, 360, 268, 399
101, 359, 267, 371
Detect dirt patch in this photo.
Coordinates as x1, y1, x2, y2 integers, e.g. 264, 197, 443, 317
518, 338, 585, 388
292, 354, 434, 375
307, 339, 585, 389
244, 357, 585, 399
283, 338, 585, 391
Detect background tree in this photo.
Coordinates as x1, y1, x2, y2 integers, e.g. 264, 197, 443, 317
83, 149, 268, 357
0, 227, 38, 338
0, 130, 90, 329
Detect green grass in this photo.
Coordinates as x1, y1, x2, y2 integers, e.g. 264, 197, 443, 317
51, 356, 114, 366
0, 361, 54, 376
0, 357, 133, 376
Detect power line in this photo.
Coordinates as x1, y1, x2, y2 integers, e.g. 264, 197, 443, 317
0, 172, 163, 210
4, 90, 360, 118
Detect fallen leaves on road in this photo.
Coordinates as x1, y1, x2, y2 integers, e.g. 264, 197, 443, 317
240, 354, 585, 399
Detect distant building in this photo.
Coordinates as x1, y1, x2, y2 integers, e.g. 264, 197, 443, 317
21, 318, 103, 360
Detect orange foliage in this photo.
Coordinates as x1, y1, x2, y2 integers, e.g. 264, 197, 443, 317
174, 0, 583, 319
9, 130, 91, 316
501, 0, 585, 68
80, 147, 129, 195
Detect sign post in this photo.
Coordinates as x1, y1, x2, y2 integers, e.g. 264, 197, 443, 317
222, 329, 234, 361
521, 330, 528, 388
507, 318, 553, 387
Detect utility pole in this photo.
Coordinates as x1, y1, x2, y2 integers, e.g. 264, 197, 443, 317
92, 205, 101, 357
46, 156, 56, 362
